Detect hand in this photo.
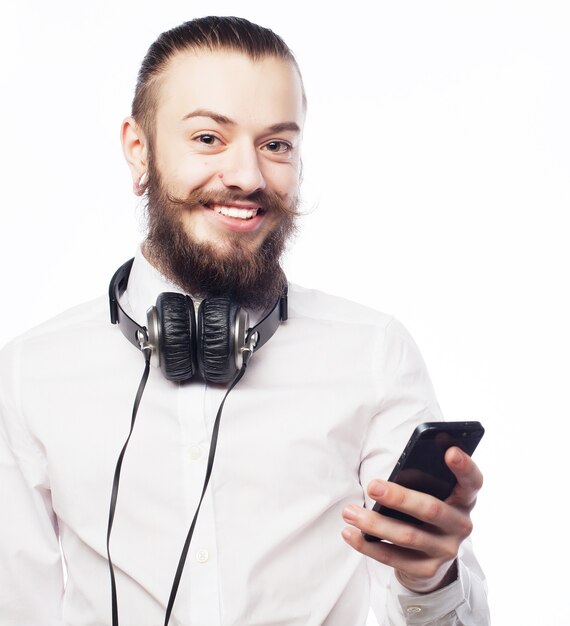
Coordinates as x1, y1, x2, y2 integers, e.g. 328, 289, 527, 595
341, 447, 483, 594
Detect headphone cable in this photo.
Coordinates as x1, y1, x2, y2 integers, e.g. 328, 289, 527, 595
164, 353, 250, 625
106, 348, 151, 626
106, 350, 251, 626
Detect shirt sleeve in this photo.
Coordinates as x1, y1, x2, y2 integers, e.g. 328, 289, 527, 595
360, 318, 490, 625
0, 341, 64, 626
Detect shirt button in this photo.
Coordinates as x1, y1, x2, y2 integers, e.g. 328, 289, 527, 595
196, 549, 209, 563
406, 606, 423, 614
188, 444, 203, 461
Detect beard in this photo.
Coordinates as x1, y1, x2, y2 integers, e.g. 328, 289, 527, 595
143, 159, 299, 310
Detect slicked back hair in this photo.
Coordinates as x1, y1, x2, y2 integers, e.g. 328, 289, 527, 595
131, 16, 306, 142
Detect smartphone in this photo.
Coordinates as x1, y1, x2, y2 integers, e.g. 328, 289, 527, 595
363, 421, 485, 542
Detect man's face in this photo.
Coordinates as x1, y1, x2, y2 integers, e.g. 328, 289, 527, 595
140, 50, 305, 307
152, 50, 303, 245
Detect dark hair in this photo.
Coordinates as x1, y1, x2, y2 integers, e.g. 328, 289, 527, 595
132, 16, 305, 139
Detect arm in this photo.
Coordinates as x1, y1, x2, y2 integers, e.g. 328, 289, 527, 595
344, 319, 489, 625
0, 344, 64, 626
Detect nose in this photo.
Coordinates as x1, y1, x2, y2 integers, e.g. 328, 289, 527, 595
219, 143, 266, 195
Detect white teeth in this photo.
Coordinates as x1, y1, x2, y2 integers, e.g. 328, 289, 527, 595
213, 205, 259, 219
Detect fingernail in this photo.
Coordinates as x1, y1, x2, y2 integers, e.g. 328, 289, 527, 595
451, 449, 464, 465
341, 527, 354, 542
370, 480, 386, 498
343, 505, 360, 522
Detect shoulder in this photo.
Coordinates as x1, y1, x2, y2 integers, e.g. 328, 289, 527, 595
2, 296, 109, 350
0, 296, 114, 376
288, 282, 405, 334
286, 282, 422, 362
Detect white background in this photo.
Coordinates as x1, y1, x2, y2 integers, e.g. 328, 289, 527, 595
1, 1, 569, 624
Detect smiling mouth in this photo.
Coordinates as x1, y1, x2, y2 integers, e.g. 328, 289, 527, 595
208, 204, 266, 220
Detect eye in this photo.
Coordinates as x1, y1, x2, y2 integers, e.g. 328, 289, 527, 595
194, 133, 222, 146
263, 140, 292, 154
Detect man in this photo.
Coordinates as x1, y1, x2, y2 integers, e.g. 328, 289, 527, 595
0, 16, 489, 625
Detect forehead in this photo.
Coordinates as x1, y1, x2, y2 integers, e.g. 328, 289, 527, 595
155, 49, 305, 129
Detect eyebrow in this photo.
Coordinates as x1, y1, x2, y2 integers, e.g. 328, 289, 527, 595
267, 121, 301, 134
182, 108, 234, 125
181, 108, 301, 134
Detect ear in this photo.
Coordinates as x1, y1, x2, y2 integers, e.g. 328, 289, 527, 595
121, 117, 149, 196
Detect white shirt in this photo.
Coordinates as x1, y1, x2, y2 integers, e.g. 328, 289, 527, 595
0, 248, 489, 626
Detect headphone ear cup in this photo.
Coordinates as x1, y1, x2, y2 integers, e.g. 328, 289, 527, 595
198, 298, 239, 384
156, 293, 196, 382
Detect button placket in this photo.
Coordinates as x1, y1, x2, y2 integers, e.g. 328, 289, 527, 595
196, 549, 209, 563
188, 443, 204, 461
406, 605, 423, 615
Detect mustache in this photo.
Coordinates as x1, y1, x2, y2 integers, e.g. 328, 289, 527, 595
160, 186, 299, 217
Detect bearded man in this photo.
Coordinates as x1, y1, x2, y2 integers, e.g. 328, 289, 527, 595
0, 16, 489, 626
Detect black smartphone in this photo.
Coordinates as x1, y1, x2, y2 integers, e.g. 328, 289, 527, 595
363, 421, 485, 542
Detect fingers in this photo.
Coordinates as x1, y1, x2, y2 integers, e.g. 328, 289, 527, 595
343, 503, 457, 557
364, 479, 473, 537
341, 525, 456, 591
445, 447, 484, 510
341, 489, 470, 592
342, 525, 426, 570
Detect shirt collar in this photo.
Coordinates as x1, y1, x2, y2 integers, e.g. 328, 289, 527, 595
123, 245, 186, 327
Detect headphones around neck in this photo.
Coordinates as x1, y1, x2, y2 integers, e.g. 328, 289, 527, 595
108, 258, 288, 384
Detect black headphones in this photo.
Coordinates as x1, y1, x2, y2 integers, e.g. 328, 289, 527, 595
108, 258, 288, 384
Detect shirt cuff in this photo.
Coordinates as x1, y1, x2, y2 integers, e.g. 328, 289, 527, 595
388, 560, 470, 624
